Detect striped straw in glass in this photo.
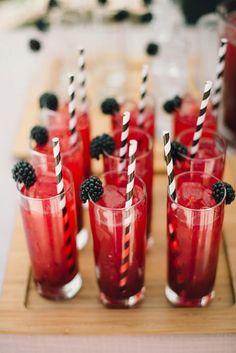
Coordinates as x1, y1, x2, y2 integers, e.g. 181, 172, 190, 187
119, 139, 138, 291
118, 111, 130, 173
137, 64, 149, 127
52, 137, 76, 274
190, 80, 213, 158
212, 38, 228, 117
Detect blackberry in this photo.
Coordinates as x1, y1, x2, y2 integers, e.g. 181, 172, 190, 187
171, 141, 188, 163
29, 39, 41, 52
80, 176, 104, 203
113, 10, 129, 22
163, 95, 182, 114
30, 125, 49, 146
35, 18, 50, 32
224, 182, 236, 204
173, 95, 182, 108
12, 161, 36, 189
90, 134, 115, 160
101, 98, 120, 115
39, 92, 58, 111
138, 12, 153, 23
163, 100, 175, 114
213, 182, 235, 205
90, 136, 102, 160
146, 42, 159, 56
100, 134, 115, 155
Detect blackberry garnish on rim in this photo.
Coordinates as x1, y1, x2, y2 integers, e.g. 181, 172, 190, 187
90, 134, 115, 160
12, 161, 37, 189
171, 141, 188, 164
101, 98, 120, 115
30, 125, 49, 146
80, 176, 104, 203
39, 92, 59, 111
163, 95, 182, 114
212, 181, 235, 205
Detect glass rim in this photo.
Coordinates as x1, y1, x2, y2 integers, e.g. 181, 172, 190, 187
176, 128, 227, 162
40, 104, 90, 130
168, 171, 226, 212
103, 127, 153, 161
17, 164, 74, 202
29, 133, 82, 158
89, 171, 147, 211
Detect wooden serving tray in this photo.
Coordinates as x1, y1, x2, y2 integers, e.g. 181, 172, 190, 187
0, 158, 236, 336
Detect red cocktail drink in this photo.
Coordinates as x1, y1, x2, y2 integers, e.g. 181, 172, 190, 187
59, 103, 91, 178
30, 130, 84, 234
88, 171, 147, 307
111, 97, 155, 139
174, 129, 226, 179
173, 94, 216, 138
18, 165, 82, 299
41, 103, 91, 179
103, 128, 153, 243
166, 171, 225, 307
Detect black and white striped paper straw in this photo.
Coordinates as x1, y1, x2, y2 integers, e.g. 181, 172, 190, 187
212, 38, 228, 117
137, 64, 149, 127
163, 131, 177, 202
190, 80, 213, 158
78, 48, 88, 115
118, 111, 130, 173
68, 74, 78, 147
119, 139, 137, 291
52, 137, 76, 274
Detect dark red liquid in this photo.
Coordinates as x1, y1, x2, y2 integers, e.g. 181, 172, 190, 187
31, 131, 84, 232
167, 173, 224, 306
173, 95, 217, 138
111, 100, 155, 139
222, 12, 236, 140
174, 130, 226, 179
89, 175, 147, 306
20, 171, 78, 296
59, 104, 91, 178
103, 128, 153, 238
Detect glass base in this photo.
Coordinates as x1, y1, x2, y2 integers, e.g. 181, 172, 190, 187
165, 285, 215, 307
99, 287, 145, 308
36, 273, 82, 300
76, 228, 89, 250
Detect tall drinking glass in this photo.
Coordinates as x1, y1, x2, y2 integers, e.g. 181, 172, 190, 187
17, 164, 82, 299
88, 171, 147, 308
40, 104, 91, 179
103, 128, 153, 243
29, 130, 87, 250
166, 171, 226, 307
174, 129, 226, 179
172, 94, 217, 138
109, 95, 156, 139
